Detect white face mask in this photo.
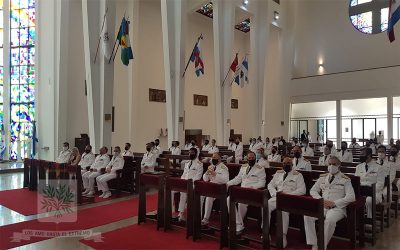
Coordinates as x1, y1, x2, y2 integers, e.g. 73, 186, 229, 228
378, 152, 386, 160
328, 165, 339, 175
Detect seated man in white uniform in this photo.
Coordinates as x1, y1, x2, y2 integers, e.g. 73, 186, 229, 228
122, 142, 133, 157
268, 146, 281, 162
201, 153, 229, 225
389, 147, 400, 196
228, 138, 235, 151
365, 140, 376, 155
304, 156, 355, 250
202, 139, 211, 152
355, 147, 385, 218
154, 139, 162, 157
173, 148, 203, 222
301, 139, 314, 157
267, 157, 306, 247
291, 138, 300, 147
202, 139, 220, 163
349, 138, 360, 149
249, 138, 257, 153
264, 137, 272, 155
184, 140, 192, 150
254, 138, 264, 152
169, 141, 181, 155
141, 143, 158, 173
56, 142, 72, 164
96, 146, 125, 198
319, 146, 333, 166
376, 145, 396, 201
256, 148, 270, 168
79, 145, 96, 173
227, 152, 266, 234
337, 141, 353, 163
292, 145, 312, 171
82, 146, 110, 197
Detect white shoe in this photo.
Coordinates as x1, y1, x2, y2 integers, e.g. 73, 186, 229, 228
99, 192, 105, 198
86, 191, 95, 197
82, 189, 89, 194
103, 192, 112, 199
201, 219, 209, 226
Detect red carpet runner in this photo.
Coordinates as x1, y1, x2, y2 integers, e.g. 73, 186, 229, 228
0, 194, 158, 249
0, 188, 130, 216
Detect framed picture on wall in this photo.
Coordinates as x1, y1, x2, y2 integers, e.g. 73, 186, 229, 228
231, 99, 238, 109
149, 88, 166, 103
194, 94, 208, 106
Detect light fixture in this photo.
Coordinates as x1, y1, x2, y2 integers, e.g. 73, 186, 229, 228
274, 11, 279, 20
243, 0, 249, 5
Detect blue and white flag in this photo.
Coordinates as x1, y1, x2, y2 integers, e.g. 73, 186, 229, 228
388, 0, 400, 42
233, 56, 249, 88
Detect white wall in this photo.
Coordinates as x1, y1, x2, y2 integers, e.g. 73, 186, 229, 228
342, 97, 387, 116
291, 101, 336, 118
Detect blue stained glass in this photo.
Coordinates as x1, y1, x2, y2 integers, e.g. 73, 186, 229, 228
28, 28, 34, 45
11, 48, 19, 65
20, 85, 34, 102
11, 66, 19, 84
28, 0, 35, 9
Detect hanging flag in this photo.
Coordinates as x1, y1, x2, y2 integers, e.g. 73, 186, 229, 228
230, 53, 239, 72
117, 17, 134, 66
101, 13, 111, 60
388, 0, 400, 42
190, 37, 204, 77
233, 56, 249, 88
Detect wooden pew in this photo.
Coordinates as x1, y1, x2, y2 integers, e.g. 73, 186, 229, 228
23, 158, 30, 188
376, 176, 391, 231
30, 159, 38, 191
360, 184, 376, 245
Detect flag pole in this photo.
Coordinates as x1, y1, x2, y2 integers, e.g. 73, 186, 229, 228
94, 7, 108, 64
221, 52, 238, 87
182, 34, 202, 78
108, 13, 125, 64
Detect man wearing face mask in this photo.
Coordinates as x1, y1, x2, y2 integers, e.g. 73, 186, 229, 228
349, 138, 360, 149
122, 143, 133, 157
267, 157, 306, 247
202, 139, 211, 152
304, 156, 355, 250
355, 147, 385, 218
79, 145, 96, 173
301, 139, 314, 157
201, 153, 229, 225
323, 140, 337, 157
96, 146, 125, 198
56, 142, 72, 164
292, 145, 311, 171
154, 139, 162, 157
256, 148, 269, 168
227, 152, 266, 234
268, 146, 281, 162
231, 138, 243, 164
141, 143, 158, 173
173, 147, 203, 222
82, 146, 110, 196
208, 139, 219, 154
319, 146, 333, 166
249, 138, 257, 153
337, 141, 353, 163
169, 141, 181, 155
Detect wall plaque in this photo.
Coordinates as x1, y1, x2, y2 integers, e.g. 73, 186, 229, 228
194, 94, 208, 106
149, 88, 166, 103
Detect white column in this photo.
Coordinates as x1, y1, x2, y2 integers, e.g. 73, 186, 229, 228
3, 0, 10, 159
249, 0, 270, 138
387, 96, 393, 142
213, 0, 235, 145
161, 0, 186, 146
336, 100, 342, 148
82, 0, 115, 151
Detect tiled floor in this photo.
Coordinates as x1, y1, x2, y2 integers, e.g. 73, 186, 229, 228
0, 166, 399, 249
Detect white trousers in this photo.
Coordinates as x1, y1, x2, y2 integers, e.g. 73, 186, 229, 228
227, 196, 248, 231
203, 197, 215, 221
172, 191, 187, 213
268, 197, 289, 235
82, 171, 101, 191
304, 208, 345, 249
366, 192, 383, 218
96, 173, 117, 192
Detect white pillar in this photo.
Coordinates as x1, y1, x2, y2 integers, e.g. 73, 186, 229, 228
161, 0, 186, 146
336, 100, 342, 148
387, 96, 393, 142
249, 0, 270, 138
213, 0, 235, 145
82, 0, 115, 151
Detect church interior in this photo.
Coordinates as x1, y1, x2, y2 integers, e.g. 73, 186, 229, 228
1, 0, 400, 249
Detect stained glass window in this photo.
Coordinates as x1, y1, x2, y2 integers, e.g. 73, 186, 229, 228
0, 0, 4, 158
350, 0, 372, 7
8, 0, 35, 159
349, 0, 390, 34
196, 2, 213, 19
235, 18, 250, 33
350, 11, 373, 34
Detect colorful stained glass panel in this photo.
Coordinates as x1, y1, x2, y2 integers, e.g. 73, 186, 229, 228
350, 11, 372, 34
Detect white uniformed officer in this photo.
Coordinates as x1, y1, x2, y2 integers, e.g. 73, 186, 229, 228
56, 142, 72, 164
337, 141, 353, 163
122, 142, 133, 157
232, 138, 244, 163
257, 148, 270, 168
154, 139, 162, 157
208, 139, 219, 154
319, 146, 333, 166
82, 146, 110, 197
227, 151, 266, 234
376, 145, 396, 201
264, 137, 273, 155
302, 139, 314, 157
202, 139, 211, 152
79, 145, 96, 173
267, 157, 306, 247
304, 156, 355, 250
355, 147, 385, 218
169, 141, 182, 155
292, 145, 312, 171
268, 146, 281, 162
96, 146, 125, 198
349, 138, 361, 149
174, 148, 203, 222
141, 143, 158, 173
389, 147, 400, 195
201, 153, 229, 225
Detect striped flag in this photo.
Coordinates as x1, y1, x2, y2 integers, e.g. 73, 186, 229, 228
230, 53, 239, 72
388, 0, 400, 42
190, 38, 204, 77
234, 56, 249, 88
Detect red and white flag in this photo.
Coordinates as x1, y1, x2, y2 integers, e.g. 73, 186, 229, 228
388, 0, 400, 42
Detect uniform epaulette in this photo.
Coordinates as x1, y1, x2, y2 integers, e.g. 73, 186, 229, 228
320, 173, 328, 177
277, 169, 284, 173
256, 165, 263, 169
304, 158, 310, 162
220, 164, 228, 170
292, 170, 299, 175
